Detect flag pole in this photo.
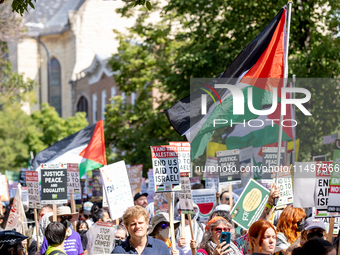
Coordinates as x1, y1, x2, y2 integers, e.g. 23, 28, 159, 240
292, 74, 296, 164
274, 1, 293, 205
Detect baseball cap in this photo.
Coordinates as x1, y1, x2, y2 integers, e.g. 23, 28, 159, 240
303, 217, 327, 231
0, 231, 28, 251
134, 192, 148, 201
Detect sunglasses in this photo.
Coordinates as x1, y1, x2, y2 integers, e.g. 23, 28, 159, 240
160, 223, 170, 229
60, 215, 73, 220
213, 227, 231, 233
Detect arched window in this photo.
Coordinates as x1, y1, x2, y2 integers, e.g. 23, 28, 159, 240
50, 57, 62, 116
77, 96, 88, 118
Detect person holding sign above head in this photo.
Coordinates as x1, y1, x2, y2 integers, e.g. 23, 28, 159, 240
248, 220, 277, 255
149, 212, 185, 255
111, 205, 169, 255
196, 216, 242, 255
40, 206, 83, 255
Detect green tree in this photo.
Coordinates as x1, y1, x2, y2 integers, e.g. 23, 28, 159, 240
107, 0, 340, 168
27, 103, 88, 155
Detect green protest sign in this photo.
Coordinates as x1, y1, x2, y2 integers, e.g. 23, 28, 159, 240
230, 179, 269, 230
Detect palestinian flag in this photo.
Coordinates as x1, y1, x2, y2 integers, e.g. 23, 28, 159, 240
165, 7, 287, 160
32, 120, 106, 177
223, 85, 295, 149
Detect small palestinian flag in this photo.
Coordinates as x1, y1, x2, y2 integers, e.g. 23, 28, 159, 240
32, 120, 106, 177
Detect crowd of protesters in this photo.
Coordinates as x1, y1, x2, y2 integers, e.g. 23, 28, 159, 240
0, 185, 339, 255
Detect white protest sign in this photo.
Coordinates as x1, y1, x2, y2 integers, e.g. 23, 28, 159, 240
321, 217, 339, 235
21, 187, 28, 210
86, 222, 116, 254
0, 175, 9, 201
148, 169, 155, 191
203, 157, 218, 179
26, 171, 41, 209
192, 189, 216, 222
205, 178, 219, 192
102, 186, 108, 208
100, 161, 134, 220
293, 162, 316, 208
169, 142, 191, 175
178, 175, 194, 214
150, 146, 181, 192
315, 161, 340, 217
67, 163, 81, 194
271, 166, 293, 206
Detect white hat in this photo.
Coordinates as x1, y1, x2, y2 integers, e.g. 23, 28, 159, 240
214, 204, 230, 212
49, 206, 78, 223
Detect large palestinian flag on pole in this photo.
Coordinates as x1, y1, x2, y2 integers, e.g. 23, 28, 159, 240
165, 7, 287, 160
32, 120, 107, 177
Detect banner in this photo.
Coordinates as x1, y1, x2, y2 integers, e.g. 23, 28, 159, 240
0, 175, 9, 202
40, 163, 68, 204
217, 149, 241, 185
328, 149, 340, 214
5, 184, 27, 233
127, 164, 143, 196
178, 176, 194, 214
262, 147, 284, 182
192, 189, 216, 222
271, 166, 293, 206
67, 163, 81, 194
100, 161, 134, 220
229, 179, 269, 230
86, 222, 116, 254
150, 146, 181, 192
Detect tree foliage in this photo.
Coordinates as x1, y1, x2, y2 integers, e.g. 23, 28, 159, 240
107, 0, 340, 167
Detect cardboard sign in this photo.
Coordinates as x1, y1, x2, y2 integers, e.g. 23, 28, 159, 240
86, 222, 116, 254
203, 157, 219, 179
178, 176, 194, 214
328, 149, 340, 214
192, 189, 216, 222
216, 149, 241, 185
40, 163, 67, 204
169, 142, 191, 174
26, 171, 41, 209
150, 146, 181, 192
0, 175, 9, 201
67, 163, 81, 194
154, 192, 169, 214
127, 164, 143, 196
229, 179, 270, 230
100, 161, 134, 220
261, 147, 284, 182
271, 166, 293, 206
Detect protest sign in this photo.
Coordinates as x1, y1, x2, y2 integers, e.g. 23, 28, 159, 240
240, 147, 254, 187
169, 142, 191, 175
150, 146, 181, 192
203, 157, 218, 179
19, 168, 28, 187
262, 147, 284, 182
205, 178, 219, 192
141, 177, 148, 193
229, 179, 270, 230
0, 175, 9, 202
102, 186, 108, 208
86, 222, 116, 254
148, 169, 155, 191
154, 192, 169, 214
179, 176, 194, 214
67, 163, 81, 194
313, 155, 327, 161
270, 166, 293, 206
293, 162, 317, 208
321, 217, 339, 235
216, 149, 241, 185
5, 171, 20, 198
92, 169, 103, 198
100, 161, 134, 220
328, 149, 340, 214
190, 177, 201, 187
5, 184, 27, 233
127, 164, 143, 195
21, 187, 28, 210
40, 163, 67, 204
192, 189, 216, 222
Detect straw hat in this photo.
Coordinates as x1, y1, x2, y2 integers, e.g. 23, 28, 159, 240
49, 206, 78, 223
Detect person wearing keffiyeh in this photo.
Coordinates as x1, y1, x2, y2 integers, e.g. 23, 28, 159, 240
196, 217, 242, 255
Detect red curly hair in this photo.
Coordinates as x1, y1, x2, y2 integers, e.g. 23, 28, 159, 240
276, 205, 306, 244
249, 220, 276, 252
